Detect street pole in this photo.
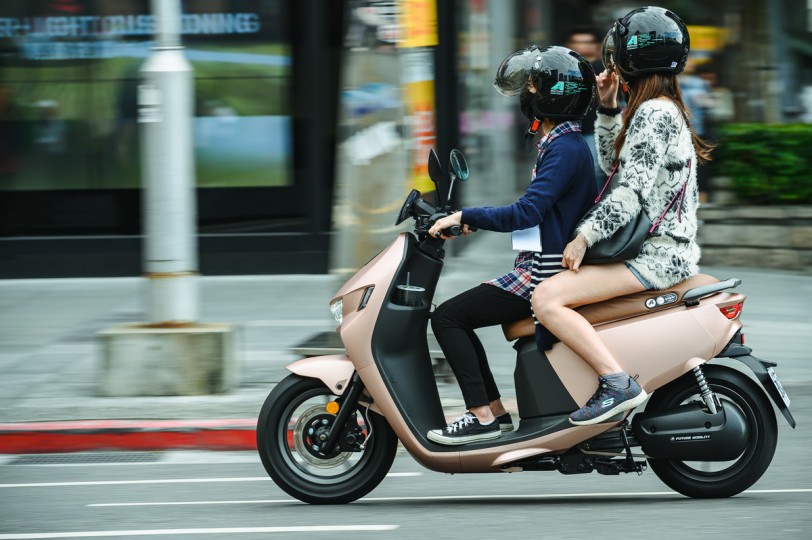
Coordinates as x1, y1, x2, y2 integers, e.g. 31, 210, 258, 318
138, 0, 198, 324
101, 0, 234, 396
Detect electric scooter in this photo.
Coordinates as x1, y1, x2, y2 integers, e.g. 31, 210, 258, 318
257, 148, 795, 504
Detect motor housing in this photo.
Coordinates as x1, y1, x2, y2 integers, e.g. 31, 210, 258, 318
632, 402, 748, 461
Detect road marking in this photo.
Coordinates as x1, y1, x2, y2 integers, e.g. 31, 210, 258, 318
85, 488, 812, 507
244, 320, 333, 327
0, 472, 420, 489
0, 525, 398, 539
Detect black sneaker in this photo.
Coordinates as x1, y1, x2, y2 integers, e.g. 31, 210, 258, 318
568, 376, 648, 426
496, 412, 514, 432
427, 412, 502, 445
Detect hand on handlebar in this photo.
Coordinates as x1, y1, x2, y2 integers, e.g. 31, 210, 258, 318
428, 211, 474, 240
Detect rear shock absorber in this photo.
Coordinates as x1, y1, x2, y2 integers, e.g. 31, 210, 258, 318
692, 365, 718, 414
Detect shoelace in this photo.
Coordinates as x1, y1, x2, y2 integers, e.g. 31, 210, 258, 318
584, 379, 609, 408
445, 413, 475, 433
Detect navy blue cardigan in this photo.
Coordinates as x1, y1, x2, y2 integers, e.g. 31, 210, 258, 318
460, 131, 597, 351
461, 132, 597, 259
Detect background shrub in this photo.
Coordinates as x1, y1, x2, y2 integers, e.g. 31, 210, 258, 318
716, 124, 812, 205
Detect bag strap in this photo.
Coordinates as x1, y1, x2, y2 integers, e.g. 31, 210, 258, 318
594, 162, 619, 203
649, 158, 691, 234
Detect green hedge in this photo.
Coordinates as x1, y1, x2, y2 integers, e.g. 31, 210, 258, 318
716, 123, 812, 205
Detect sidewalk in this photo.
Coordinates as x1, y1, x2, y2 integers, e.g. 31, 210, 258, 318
1, 232, 810, 453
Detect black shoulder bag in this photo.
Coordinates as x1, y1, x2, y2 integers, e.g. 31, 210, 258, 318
575, 160, 691, 264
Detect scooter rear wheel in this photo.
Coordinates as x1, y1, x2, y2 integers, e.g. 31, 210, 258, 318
257, 373, 398, 504
645, 366, 778, 498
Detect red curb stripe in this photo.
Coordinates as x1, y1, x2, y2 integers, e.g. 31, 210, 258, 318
0, 420, 260, 454
0, 419, 257, 432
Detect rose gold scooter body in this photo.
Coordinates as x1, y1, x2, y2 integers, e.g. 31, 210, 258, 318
289, 233, 746, 474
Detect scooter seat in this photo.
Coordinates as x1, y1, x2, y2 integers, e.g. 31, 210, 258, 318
501, 273, 720, 341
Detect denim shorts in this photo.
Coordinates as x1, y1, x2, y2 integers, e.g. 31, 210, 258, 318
625, 262, 654, 290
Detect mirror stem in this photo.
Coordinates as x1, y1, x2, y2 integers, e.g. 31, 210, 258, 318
446, 173, 457, 209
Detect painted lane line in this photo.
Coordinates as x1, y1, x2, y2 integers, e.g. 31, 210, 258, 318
0, 472, 420, 489
85, 488, 812, 507
0, 525, 398, 539
0, 477, 267, 488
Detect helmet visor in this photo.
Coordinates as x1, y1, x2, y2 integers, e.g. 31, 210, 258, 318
492, 47, 543, 96
601, 26, 616, 72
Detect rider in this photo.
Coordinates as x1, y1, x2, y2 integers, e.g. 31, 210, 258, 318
531, 6, 714, 426
427, 46, 597, 445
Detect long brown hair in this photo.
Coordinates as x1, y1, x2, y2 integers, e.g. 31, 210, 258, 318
614, 73, 714, 165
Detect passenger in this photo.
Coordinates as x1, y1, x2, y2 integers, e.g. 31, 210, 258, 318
426, 46, 597, 445
531, 6, 714, 426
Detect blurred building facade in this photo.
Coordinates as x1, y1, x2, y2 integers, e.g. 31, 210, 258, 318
1, 0, 809, 278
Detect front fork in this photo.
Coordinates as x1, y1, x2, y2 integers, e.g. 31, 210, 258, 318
321, 372, 367, 456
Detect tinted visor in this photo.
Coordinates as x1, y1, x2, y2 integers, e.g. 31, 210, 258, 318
601, 26, 616, 72
492, 47, 543, 96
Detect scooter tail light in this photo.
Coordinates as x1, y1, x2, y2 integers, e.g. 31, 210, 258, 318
720, 302, 743, 320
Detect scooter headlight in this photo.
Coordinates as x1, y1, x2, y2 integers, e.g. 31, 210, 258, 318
330, 298, 343, 324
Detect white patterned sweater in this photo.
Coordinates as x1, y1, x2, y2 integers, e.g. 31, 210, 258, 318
577, 98, 701, 290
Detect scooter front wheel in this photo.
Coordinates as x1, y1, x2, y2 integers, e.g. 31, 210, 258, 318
257, 373, 398, 504
645, 366, 778, 498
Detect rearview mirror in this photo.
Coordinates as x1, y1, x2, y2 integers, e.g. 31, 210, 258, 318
428, 149, 443, 189
449, 149, 469, 181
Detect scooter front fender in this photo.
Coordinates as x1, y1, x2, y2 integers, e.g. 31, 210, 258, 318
287, 355, 354, 396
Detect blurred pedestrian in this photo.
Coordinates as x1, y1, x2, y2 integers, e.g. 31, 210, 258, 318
680, 60, 715, 201
531, 6, 714, 426
426, 46, 597, 445
679, 59, 714, 137
695, 61, 733, 202
566, 26, 605, 187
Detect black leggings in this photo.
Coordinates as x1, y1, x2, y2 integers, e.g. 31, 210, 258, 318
430, 284, 531, 408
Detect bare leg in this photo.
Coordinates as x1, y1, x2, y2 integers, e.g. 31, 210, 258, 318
531, 264, 645, 375
468, 404, 495, 424
466, 397, 510, 424
489, 398, 509, 417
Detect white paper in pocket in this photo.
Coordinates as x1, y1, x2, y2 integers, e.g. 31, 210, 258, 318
512, 226, 542, 252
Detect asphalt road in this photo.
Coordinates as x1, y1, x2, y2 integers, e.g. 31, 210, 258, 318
1, 384, 810, 540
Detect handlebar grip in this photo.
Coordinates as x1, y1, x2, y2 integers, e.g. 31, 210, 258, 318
447, 225, 462, 237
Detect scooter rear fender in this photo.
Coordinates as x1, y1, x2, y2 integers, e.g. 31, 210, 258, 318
724, 355, 796, 428
715, 332, 796, 428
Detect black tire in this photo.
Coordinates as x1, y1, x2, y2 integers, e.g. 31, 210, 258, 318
645, 366, 778, 498
257, 374, 398, 504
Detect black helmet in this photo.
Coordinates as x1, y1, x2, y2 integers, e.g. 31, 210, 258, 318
493, 45, 596, 120
606, 6, 690, 77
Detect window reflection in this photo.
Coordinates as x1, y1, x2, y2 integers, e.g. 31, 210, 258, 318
0, 0, 291, 234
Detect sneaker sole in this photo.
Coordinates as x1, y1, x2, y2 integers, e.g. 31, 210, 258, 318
499, 423, 514, 432
427, 429, 502, 445
568, 390, 648, 426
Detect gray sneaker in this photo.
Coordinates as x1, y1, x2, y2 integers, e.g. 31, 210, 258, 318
568, 376, 648, 426
427, 412, 502, 445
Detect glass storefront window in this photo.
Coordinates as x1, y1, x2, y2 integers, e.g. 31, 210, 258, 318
0, 0, 292, 235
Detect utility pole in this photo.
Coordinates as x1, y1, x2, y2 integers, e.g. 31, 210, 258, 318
139, 0, 198, 324
99, 0, 235, 397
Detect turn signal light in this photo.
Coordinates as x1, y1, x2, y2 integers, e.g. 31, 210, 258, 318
720, 302, 743, 320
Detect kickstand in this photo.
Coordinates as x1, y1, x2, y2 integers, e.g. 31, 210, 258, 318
620, 425, 644, 476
